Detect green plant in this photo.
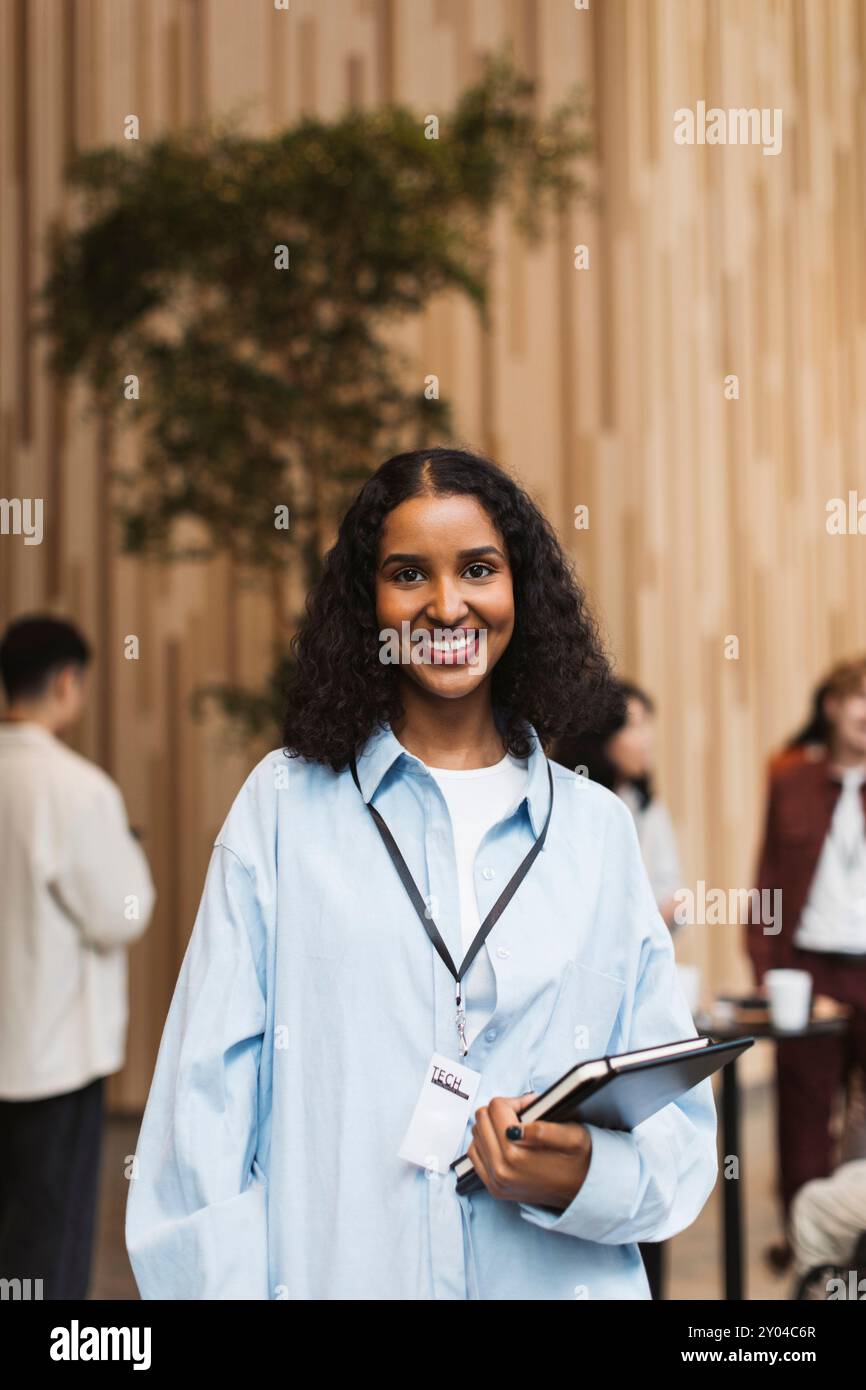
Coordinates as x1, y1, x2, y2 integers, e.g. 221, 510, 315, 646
38, 53, 590, 740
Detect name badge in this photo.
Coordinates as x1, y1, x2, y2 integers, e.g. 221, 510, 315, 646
398, 1051, 482, 1175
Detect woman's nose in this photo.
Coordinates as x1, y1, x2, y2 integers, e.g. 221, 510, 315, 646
422, 576, 467, 622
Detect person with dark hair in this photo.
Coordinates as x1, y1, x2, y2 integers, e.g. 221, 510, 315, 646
555, 681, 683, 935
757, 667, 843, 1272
126, 447, 716, 1300
0, 614, 92, 702
0, 614, 156, 1299
746, 656, 866, 1273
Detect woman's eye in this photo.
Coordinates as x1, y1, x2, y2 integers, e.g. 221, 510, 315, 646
391, 562, 494, 583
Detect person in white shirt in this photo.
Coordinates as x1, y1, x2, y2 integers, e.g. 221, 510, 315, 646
0, 615, 156, 1299
554, 680, 683, 934
790, 1159, 866, 1295
746, 657, 866, 1275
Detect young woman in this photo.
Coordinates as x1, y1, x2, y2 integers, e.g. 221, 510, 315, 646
126, 447, 717, 1300
555, 682, 684, 935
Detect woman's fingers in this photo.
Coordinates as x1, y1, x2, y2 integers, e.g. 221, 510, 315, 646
488, 1093, 588, 1154
511, 1119, 587, 1153
471, 1101, 521, 1195
474, 1100, 506, 1166
466, 1131, 495, 1193
468, 1092, 588, 1197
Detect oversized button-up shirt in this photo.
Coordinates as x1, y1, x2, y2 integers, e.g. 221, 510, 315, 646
126, 720, 717, 1299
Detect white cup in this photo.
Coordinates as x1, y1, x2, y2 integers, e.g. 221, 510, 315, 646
764, 968, 812, 1031
676, 963, 701, 1015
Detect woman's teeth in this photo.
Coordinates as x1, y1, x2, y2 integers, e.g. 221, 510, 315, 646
430, 631, 471, 653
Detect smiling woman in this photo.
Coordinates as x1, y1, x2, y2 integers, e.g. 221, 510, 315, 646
125, 446, 719, 1300
281, 447, 623, 769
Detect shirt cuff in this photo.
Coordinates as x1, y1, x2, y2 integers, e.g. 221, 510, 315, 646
518, 1124, 642, 1242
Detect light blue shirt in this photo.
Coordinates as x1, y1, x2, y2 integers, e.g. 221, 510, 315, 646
125, 719, 718, 1299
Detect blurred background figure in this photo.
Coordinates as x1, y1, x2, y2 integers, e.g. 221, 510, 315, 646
555, 680, 684, 935
790, 1160, 866, 1299
746, 657, 866, 1275
767, 671, 866, 1179
0, 616, 156, 1299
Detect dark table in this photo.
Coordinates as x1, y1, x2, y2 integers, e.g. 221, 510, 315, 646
694, 1009, 851, 1301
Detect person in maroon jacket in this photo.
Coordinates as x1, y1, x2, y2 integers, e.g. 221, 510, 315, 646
746, 657, 866, 1269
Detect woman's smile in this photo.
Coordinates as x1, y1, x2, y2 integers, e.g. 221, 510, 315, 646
420, 626, 483, 665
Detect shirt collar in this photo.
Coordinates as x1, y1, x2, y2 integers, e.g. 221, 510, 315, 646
353, 713, 553, 844
0, 720, 58, 745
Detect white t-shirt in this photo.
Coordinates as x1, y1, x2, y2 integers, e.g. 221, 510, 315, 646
426, 752, 530, 956
794, 765, 866, 953
426, 751, 529, 1047
617, 784, 683, 931
0, 721, 156, 1098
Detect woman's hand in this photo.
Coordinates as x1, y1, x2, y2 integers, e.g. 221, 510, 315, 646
467, 1092, 593, 1211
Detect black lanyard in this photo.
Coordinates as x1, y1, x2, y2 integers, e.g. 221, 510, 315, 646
349, 750, 554, 1056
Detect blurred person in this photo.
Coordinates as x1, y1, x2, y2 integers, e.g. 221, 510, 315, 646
764, 667, 866, 1267
554, 681, 684, 935
746, 657, 866, 1272
0, 615, 156, 1299
125, 447, 716, 1300
790, 1160, 866, 1294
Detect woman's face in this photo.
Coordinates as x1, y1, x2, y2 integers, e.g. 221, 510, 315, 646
374, 492, 515, 704
606, 697, 654, 780
825, 681, 866, 758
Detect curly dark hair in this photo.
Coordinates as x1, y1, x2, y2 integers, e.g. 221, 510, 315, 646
281, 446, 624, 769
553, 679, 655, 808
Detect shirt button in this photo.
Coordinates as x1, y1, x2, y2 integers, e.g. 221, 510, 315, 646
482, 866, 495, 880
496, 947, 510, 959
485, 1028, 497, 1042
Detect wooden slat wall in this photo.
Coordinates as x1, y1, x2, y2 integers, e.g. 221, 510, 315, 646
2, 0, 865, 1109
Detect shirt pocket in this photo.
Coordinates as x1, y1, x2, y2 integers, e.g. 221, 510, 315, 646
527, 958, 627, 1097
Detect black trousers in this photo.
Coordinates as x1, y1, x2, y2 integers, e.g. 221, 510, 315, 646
0, 1075, 104, 1300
